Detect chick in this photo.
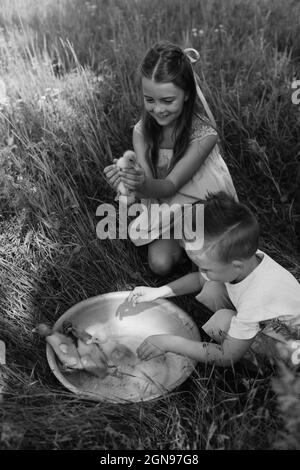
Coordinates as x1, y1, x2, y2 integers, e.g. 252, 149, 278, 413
109, 343, 139, 370
63, 322, 109, 378
63, 321, 92, 344
33, 323, 83, 370
115, 150, 137, 204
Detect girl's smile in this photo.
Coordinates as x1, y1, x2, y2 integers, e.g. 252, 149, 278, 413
142, 77, 188, 128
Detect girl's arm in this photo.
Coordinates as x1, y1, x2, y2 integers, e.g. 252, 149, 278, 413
123, 134, 218, 199
137, 334, 256, 367
132, 127, 154, 198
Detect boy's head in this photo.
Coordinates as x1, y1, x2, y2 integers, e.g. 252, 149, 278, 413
184, 192, 260, 282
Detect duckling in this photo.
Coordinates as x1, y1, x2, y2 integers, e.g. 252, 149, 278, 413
109, 343, 139, 373
33, 323, 83, 370
115, 150, 138, 204
63, 322, 109, 378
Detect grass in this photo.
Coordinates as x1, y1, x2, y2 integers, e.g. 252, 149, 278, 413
0, 0, 299, 450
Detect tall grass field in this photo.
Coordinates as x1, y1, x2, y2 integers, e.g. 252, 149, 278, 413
0, 0, 299, 450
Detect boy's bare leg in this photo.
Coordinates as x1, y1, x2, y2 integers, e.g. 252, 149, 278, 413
196, 280, 234, 312
201, 308, 236, 343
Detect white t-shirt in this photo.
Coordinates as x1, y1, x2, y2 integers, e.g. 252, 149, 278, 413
226, 251, 300, 340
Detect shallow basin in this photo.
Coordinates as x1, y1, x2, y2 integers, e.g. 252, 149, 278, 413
46, 291, 200, 403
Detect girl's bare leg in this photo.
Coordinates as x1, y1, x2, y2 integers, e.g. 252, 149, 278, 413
148, 239, 183, 276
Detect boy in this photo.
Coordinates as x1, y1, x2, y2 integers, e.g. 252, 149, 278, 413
128, 193, 300, 367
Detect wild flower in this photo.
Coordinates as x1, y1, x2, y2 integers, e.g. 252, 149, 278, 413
6, 135, 16, 150
85, 2, 97, 14
214, 24, 226, 34
37, 95, 46, 109
92, 75, 105, 83
0, 78, 7, 101
192, 28, 204, 38
37, 87, 60, 109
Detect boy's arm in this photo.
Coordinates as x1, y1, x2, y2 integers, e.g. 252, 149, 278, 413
159, 272, 205, 297
128, 272, 204, 305
137, 334, 256, 367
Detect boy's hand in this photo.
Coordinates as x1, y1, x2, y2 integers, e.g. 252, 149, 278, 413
120, 164, 146, 190
128, 286, 160, 306
104, 159, 121, 189
137, 335, 168, 361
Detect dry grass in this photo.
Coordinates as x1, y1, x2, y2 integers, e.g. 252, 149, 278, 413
0, 0, 299, 450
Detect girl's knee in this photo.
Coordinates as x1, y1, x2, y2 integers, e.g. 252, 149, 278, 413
148, 240, 181, 276
148, 251, 173, 276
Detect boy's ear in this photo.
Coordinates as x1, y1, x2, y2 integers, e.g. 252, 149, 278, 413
232, 260, 244, 270
184, 92, 189, 102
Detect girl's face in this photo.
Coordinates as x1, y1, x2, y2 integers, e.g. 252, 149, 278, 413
142, 77, 188, 128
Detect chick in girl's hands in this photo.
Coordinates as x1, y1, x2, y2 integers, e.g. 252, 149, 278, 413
104, 150, 146, 204
115, 150, 139, 204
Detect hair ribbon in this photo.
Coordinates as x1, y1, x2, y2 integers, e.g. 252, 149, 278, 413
183, 48, 216, 127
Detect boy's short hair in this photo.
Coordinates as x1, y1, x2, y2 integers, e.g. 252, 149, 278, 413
202, 192, 259, 263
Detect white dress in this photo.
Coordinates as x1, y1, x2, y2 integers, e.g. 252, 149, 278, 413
128, 116, 237, 246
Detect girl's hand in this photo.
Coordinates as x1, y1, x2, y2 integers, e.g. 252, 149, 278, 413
136, 335, 168, 361
103, 159, 121, 190
128, 286, 160, 306
120, 164, 146, 191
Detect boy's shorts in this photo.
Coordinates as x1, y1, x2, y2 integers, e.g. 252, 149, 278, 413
195, 281, 300, 367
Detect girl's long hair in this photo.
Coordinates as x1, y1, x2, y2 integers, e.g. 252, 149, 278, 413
139, 41, 211, 178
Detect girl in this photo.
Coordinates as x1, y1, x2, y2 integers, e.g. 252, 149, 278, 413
104, 41, 237, 276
